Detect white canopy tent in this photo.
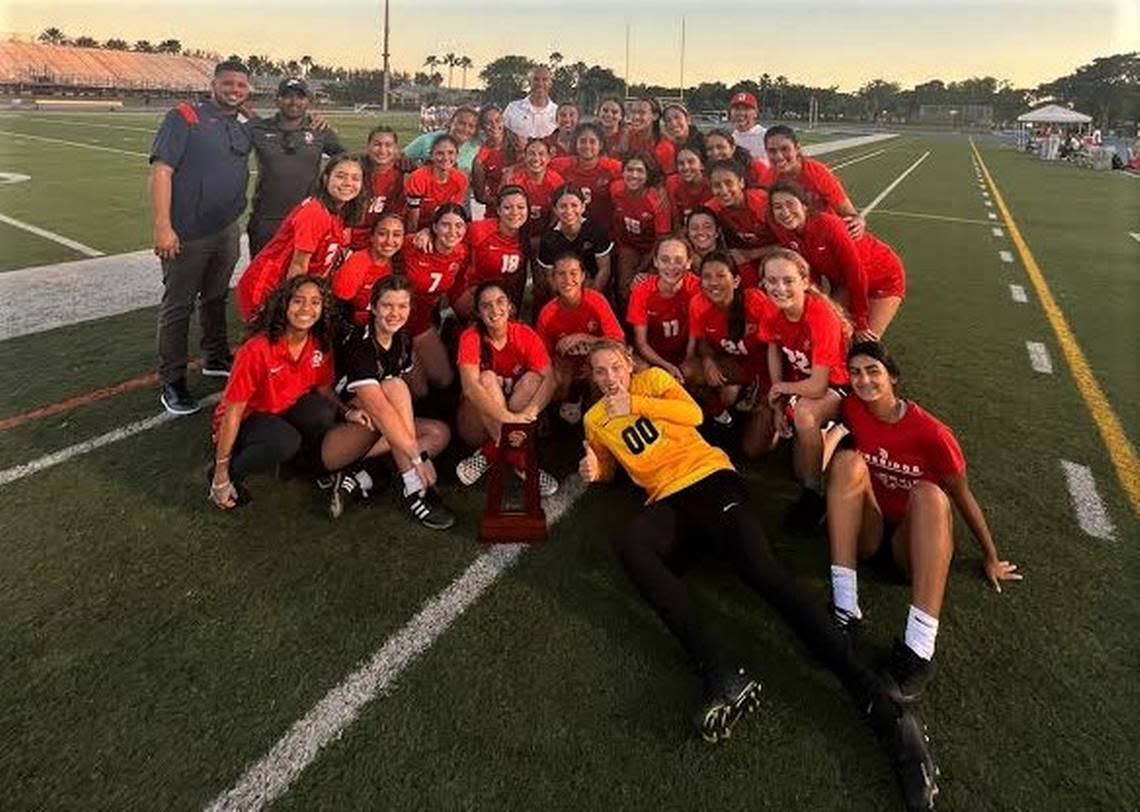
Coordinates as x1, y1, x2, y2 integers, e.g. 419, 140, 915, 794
1016, 104, 1094, 156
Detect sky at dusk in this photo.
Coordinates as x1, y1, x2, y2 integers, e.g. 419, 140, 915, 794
4, 0, 1136, 91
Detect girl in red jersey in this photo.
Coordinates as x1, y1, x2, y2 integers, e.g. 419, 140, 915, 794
333, 212, 403, 327
454, 280, 559, 496
662, 103, 705, 156
706, 159, 775, 288
827, 340, 1020, 702
350, 126, 406, 250
610, 152, 671, 308
666, 145, 713, 230
705, 128, 771, 188
501, 138, 564, 242
546, 102, 580, 158
768, 180, 906, 341
757, 247, 852, 527
401, 203, 469, 398
210, 277, 349, 509
764, 125, 865, 238
685, 205, 726, 267
623, 97, 676, 174
471, 106, 514, 208
596, 96, 627, 157
454, 185, 530, 319
686, 251, 778, 453
236, 154, 365, 321
626, 235, 702, 381
403, 134, 469, 233
549, 122, 624, 235
535, 252, 624, 423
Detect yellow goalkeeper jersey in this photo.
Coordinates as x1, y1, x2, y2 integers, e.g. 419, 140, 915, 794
584, 367, 734, 503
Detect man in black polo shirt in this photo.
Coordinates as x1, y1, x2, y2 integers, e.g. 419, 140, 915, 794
150, 59, 252, 415
247, 78, 345, 257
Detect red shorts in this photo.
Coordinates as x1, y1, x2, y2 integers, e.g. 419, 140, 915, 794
866, 244, 907, 300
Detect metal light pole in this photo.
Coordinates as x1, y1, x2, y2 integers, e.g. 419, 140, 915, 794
381, 0, 391, 111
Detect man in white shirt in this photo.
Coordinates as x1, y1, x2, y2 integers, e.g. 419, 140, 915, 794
503, 65, 558, 148
729, 91, 768, 164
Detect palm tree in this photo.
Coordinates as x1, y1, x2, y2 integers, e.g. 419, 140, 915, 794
457, 56, 473, 90
424, 54, 439, 79
443, 52, 457, 90
549, 51, 563, 69
38, 27, 67, 46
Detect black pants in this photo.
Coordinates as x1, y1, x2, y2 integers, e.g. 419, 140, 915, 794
246, 214, 283, 260
230, 392, 337, 483
614, 470, 881, 707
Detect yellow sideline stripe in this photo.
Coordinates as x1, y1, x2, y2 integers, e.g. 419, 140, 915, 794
971, 139, 1140, 515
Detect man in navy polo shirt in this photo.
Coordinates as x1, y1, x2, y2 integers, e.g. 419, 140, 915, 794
149, 59, 252, 415
247, 77, 344, 257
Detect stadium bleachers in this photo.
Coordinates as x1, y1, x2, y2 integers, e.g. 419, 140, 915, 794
0, 41, 214, 92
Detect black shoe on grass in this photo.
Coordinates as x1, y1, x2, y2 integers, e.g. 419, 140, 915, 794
882, 708, 940, 810
161, 379, 200, 415
200, 354, 234, 377
694, 666, 763, 744
882, 638, 935, 705
329, 470, 365, 519
404, 488, 456, 530
783, 487, 826, 532
828, 602, 863, 644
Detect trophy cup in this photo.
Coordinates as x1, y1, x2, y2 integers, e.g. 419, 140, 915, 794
477, 422, 547, 544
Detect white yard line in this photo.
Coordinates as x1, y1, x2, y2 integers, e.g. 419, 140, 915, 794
206, 475, 589, 812
1129, 232, 1140, 243
829, 149, 886, 170
1009, 284, 1028, 303
1060, 461, 1117, 540
801, 132, 897, 157
992, 227, 1005, 238
0, 129, 148, 158
873, 209, 991, 226
987, 212, 997, 220
0, 394, 220, 487
19, 117, 156, 133
1026, 341, 1053, 374
0, 213, 104, 257
999, 250, 1014, 263
983, 200, 993, 207
861, 151, 930, 216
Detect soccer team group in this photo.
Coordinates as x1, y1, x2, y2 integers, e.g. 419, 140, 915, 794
148, 62, 1024, 809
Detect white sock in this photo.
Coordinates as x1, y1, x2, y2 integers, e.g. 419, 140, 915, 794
830, 565, 862, 620
904, 605, 939, 661
353, 469, 374, 497
401, 467, 425, 497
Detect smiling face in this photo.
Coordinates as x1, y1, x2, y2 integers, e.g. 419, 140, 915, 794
367, 130, 397, 167
731, 103, 757, 131
629, 100, 656, 135
763, 255, 809, 312
598, 100, 624, 131
575, 128, 601, 161
765, 134, 802, 173
432, 211, 467, 250
326, 159, 363, 204
286, 282, 323, 332
552, 257, 585, 301
590, 347, 633, 394
847, 354, 896, 405
654, 238, 691, 290
497, 192, 529, 231
276, 90, 308, 121
686, 212, 719, 253
529, 66, 553, 100
675, 148, 702, 183
476, 285, 511, 333
700, 259, 739, 307
770, 190, 807, 231
705, 133, 735, 161
557, 104, 580, 132
524, 139, 551, 174
710, 167, 745, 207
663, 107, 689, 141
373, 288, 411, 336
370, 215, 404, 259
622, 158, 648, 191
430, 139, 458, 173
554, 192, 585, 227
480, 108, 505, 141
449, 110, 478, 144
212, 69, 251, 109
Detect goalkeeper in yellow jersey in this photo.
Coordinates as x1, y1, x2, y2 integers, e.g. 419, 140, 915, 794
579, 339, 939, 811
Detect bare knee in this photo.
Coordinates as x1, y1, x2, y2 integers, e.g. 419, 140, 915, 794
910, 481, 951, 515
793, 399, 823, 433
419, 418, 451, 455
478, 369, 500, 391
829, 449, 868, 486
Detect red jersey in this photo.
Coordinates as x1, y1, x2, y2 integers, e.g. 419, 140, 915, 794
544, 132, 576, 159
626, 273, 701, 364
609, 181, 671, 251
688, 288, 776, 367
759, 293, 849, 385
400, 236, 468, 336
236, 198, 349, 320
625, 131, 677, 174
475, 142, 510, 199
770, 211, 870, 330
351, 163, 405, 249
665, 174, 712, 225
457, 321, 551, 380
404, 166, 469, 224
502, 166, 564, 234
776, 158, 848, 214
212, 332, 334, 437
535, 288, 624, 354
332, 249, 393, 327
462, 219, 525, 294
706, 189, 774, 249
602, 127, 625, 158
549, 156, 623, 233
842, 396, 966, 523
750, 159, 776, 189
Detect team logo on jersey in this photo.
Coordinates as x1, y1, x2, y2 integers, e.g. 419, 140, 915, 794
304, 131, 314, 145
311, 351, 325, 368
587, 320, 598, 332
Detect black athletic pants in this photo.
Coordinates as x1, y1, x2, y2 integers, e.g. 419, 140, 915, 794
614, 470, 882, 708
229, 391, 337, 483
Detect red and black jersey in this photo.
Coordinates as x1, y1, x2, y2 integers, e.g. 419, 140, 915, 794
400, 236, 468, 336
688, 287, 776, 369
475, 142, 510, 200
609, 180, 671, 251
706, 189, 774, 249
457, 321, 551, 379
664, 174, 712, 225
535, 288, 624, 353
549, 155, 623, 234
332, 250, 394, 327
236, 197, 349, 320
350, 163, 405, 249
461, 219, 526, 296
759, 293, 849, 385
404, 165, 468, 224
626, 273, 701, 364
501, 166, 564, 235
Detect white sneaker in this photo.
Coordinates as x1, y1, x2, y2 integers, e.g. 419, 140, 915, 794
514, 466, 559, 497
456, 449, 491, 486
558, 399, 583, 425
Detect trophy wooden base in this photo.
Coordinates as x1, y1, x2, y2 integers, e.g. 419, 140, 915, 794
477, 422, 547, 545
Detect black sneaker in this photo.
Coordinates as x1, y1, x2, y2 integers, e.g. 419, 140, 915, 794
161, 379, 200, 415
882, 638, 935, 705
404, 487, 456, 530
881, 708, 940, 811
693, 665, 763, 744
783, 487, 826, 532
828, 602, 864, 644
329, 470, 362, 520
201, 354, 234, 378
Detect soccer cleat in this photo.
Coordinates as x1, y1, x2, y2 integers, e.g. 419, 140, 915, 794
882, 708, 940, 811
404, 488, 457, 530
513, 466, 559, 497
828, 602, 864, 644
328, 470, 363, 520
456, 450, 492, 486
783, 487, 826, 532
882, 638, 936, 705
200, 354, 234, 377
694, 666, 763, 744
160, 379, 200, 415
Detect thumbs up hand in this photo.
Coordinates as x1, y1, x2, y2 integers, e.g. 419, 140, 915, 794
579, 440, 601, 483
